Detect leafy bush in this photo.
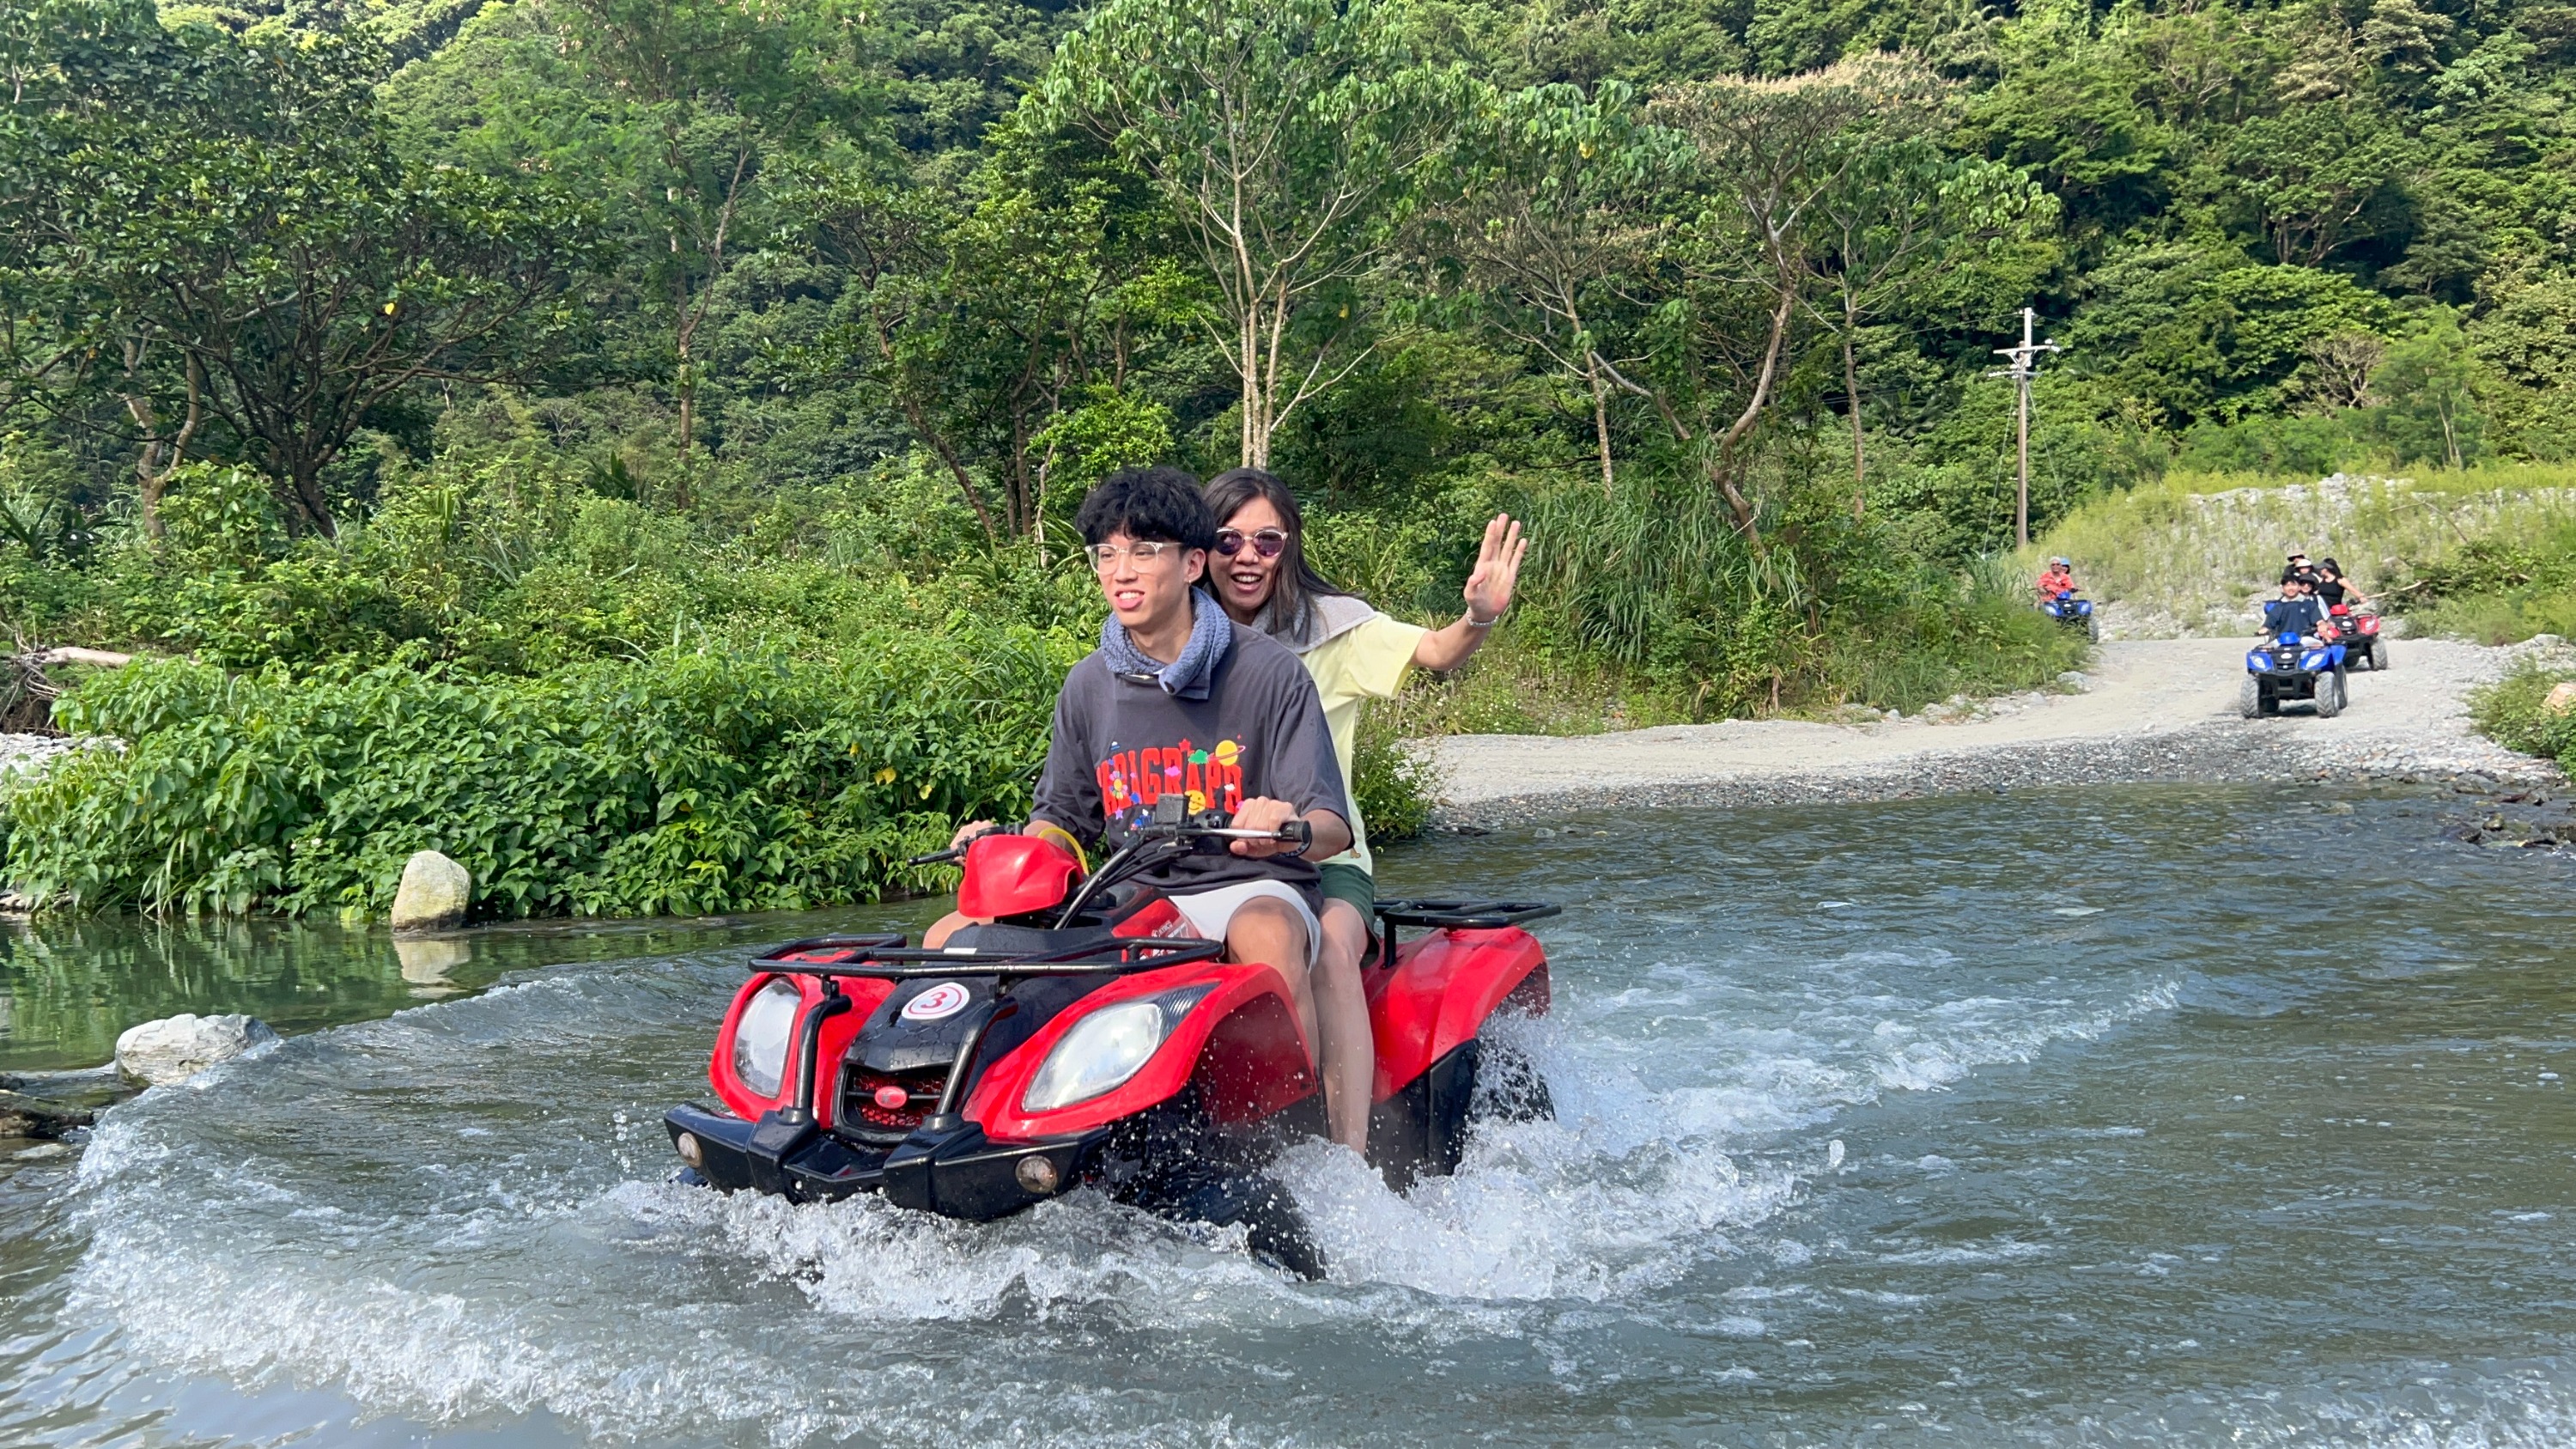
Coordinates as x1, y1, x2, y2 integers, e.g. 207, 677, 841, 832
1, 630, 1076, 917
1350, 708, 1437, 843
2468, 660, 2576, 773
2390, 517, 2576, 645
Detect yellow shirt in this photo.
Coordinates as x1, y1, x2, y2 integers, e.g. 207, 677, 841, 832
1297, 612, 1426, 876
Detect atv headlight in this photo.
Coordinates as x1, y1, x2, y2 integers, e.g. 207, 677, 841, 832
732, 977, 803, 1099
1024, 985, 1215, 1112
2246, 650, 2266, 672
2302, 650, 2330, 672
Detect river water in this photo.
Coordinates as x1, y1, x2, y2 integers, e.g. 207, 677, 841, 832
3, 783, 2572, 1447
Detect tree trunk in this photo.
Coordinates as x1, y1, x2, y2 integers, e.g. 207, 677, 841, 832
1584, 350, 1615, 496
1843, 301, 1866, 521
1703, 282, 1798, 551
123, 349, 203, 539
288, 459, 337, 539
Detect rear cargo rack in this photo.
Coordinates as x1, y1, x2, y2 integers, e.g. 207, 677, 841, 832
1373, 900, 1561, 930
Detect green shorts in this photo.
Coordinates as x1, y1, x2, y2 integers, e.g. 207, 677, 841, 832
1315, 861, 1376, 930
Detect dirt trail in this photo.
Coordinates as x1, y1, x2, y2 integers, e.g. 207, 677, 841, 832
1421, 632, 2558, 824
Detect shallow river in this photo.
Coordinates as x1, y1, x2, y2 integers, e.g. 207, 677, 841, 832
4, 784, 2573, 1446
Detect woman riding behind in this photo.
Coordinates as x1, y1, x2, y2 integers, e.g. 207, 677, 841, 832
1200, 467, 1527, 1155
2313, 557, 2370, 609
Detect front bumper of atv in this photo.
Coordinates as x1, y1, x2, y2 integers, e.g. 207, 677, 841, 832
666, 1103, 1103, 1220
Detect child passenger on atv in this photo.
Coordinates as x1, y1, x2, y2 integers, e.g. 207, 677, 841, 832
927, 466, 1354, 1069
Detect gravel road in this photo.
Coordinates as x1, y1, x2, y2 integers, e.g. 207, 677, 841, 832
1421, 634, 2562, 827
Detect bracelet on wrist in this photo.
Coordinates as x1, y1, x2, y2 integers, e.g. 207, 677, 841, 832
1465, 611, 1500, 629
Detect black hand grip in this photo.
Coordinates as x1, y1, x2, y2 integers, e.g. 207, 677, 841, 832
905, 846, 966, 867
1279, 819, 1312, 849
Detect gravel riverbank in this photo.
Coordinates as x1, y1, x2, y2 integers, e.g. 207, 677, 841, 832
1419, 635, 2561, 829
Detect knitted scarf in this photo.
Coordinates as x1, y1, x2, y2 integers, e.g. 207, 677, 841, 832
1101, 588, 1231, 700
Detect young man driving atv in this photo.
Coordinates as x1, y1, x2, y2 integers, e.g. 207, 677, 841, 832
927, 466, 1353, 1068
2263, 574, 2326, 636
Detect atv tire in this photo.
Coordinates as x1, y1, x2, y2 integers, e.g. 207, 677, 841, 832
1156, 1172, 1325, 1280
2313, 668, 2346, 718
2239, 675, 2263, 720
2086, 612, 2100, 643
1473, 1039, 1554, 1123
2370, 639, 2389, 672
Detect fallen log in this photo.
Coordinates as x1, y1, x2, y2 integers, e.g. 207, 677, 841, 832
27, 646, 133, 669
0, 1087, 95, 1140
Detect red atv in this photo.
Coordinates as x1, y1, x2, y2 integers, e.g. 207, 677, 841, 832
2320, 603, 2389, 672
663, 794, 1557, 1275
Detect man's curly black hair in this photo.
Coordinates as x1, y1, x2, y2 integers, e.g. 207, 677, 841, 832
1075, 466, 1218, 551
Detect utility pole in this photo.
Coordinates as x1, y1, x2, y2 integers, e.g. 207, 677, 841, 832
1989, 307, 2063, 548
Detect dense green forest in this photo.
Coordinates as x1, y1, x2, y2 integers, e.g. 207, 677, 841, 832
3, 0, 2573, 915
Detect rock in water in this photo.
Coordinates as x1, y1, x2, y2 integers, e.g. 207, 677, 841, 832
114, 1014, 280, 1086
391, 849, 471, 931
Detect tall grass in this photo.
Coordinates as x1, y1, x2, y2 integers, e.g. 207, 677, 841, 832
1361, 475, 2090, 731
2028, 465, 2576, 635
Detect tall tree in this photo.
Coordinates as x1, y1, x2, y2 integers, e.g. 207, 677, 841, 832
787, 134, 1186, 543
1631, 58, 1903, 544
1442, 80, 1673, 495
538, 0, 873, 481
1812, 115, 2051, 514
1039, 0, 1467, 468
0, 2, 596, 535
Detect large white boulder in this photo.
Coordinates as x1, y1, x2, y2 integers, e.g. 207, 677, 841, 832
114, 1013, 279, 1086
390, 849, 471, 932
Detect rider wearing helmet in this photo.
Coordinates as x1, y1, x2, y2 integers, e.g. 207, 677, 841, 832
2281, 548, 2320, 588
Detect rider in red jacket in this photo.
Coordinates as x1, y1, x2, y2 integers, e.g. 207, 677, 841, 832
2037, 557, 2076, 600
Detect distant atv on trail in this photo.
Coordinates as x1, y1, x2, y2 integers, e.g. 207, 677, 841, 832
2321, 604, 2389, 672
2042, 589, 2099, 642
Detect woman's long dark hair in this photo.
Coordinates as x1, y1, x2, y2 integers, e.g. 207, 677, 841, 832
1202, 467, 1352, 640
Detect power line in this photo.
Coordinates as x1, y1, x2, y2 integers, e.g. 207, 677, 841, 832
1987, 307, 2063, 548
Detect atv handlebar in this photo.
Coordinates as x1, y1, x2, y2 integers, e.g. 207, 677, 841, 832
908, 812, 1310, 869
757, 934, 1226, 978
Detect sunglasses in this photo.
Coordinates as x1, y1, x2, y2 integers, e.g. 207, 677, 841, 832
1215, 527, 1288, 559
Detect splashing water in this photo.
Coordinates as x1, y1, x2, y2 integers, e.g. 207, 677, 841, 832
5, 785, 2576, 1446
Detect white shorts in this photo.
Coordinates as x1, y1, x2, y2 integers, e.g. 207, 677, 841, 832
1170, 880, 1320, 968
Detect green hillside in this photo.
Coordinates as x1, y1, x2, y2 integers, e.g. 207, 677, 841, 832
6, 0, 2576, 913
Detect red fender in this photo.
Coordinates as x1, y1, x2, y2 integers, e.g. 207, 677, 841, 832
964, 961, 1315, 1140
708, 971, 895, 1127
1366, 927, 1549, 1101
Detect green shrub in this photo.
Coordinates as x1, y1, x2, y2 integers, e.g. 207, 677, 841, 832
1350, 707, 1437, 843
1, 628, 1077, 917
2468, 660, 2576, 772
2391, 516, 2576, 644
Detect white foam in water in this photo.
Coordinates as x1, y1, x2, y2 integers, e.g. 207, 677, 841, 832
45, 910, 2202, 1444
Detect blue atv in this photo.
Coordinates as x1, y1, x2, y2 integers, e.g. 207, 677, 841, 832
2042, 590, 2099, 642
2240, 630, 2348, 718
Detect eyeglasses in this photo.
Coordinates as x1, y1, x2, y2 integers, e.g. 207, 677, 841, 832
1086, 540, 1180, 570
1215, 527, 1287, 559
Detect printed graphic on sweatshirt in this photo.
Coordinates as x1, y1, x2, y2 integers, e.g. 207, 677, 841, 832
1096, 737, 1243, 832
